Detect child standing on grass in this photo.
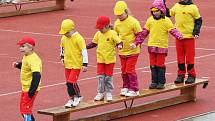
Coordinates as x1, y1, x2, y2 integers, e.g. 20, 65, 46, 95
168, 0, 202, 84
135, 0, 183, 89
13, 37, 42, 121
113, 1, 142, 97
59, 19, 88, 107
87, 16, 122, 101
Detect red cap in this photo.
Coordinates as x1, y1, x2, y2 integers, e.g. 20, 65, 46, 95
17, 37, 36, 46
96, 16, 110, 29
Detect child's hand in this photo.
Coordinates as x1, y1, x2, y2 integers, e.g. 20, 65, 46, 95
194, 35, 199, 39
60, 59, 64, 65
12, 62, 18, 68
82, 66, 87, 72
130, 43, 137, 49
117, 44, 123, 49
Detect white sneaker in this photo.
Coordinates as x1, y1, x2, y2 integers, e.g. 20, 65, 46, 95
72, 96, 83, 107
120, 88, 128, 96
94, 93, 104, 101
64, 99, 73, 108
125, 91, 140, 97
106, 93, 112, 101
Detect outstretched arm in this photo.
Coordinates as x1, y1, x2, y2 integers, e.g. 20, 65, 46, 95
169, 28, 183, 40
86, 42, 97, 49
134, 28, 149, 45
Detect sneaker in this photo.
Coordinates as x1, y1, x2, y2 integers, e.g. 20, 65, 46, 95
120, 88, 128, 96
106, 93, 112, 101
94, 93, 104, 101
72, 96, 83, 107
156, 83, 165, 89
185, 76, 195, 84
149, 83, 157, 89
64, 99, 73, 108
174, 75, 184, 84
125, 91, 139, 97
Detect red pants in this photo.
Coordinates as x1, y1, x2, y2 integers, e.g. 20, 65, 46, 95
97, 63, 115, 76
176, 38, 196, 77
20, 91, 38, 115
149, 52, 166, 67
120, 55, 139, 91
65, 68, 80, 83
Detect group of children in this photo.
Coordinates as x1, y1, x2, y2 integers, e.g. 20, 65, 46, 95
13, 0, 202, 120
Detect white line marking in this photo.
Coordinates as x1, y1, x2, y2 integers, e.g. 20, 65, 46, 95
0, 52, 214, 97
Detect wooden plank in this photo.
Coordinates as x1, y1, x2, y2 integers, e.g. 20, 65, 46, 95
38, 78, 208, 116
53, 113, 70, 121
74, 94, 194, 121
0, 5, 63, 18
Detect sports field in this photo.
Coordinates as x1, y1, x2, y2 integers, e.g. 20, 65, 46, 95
0, 0, 214, 120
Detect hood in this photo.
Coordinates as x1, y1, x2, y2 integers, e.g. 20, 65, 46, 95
152, 0, 166, 15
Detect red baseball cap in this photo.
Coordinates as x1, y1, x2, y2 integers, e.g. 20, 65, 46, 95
96, 16, 110, 29
17, 37, 36, 46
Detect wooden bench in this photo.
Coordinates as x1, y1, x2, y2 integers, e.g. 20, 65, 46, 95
38, 78, 209, 121
0, 0, 66, 18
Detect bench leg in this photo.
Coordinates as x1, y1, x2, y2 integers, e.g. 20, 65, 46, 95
180, 86, 197, 101
53, 113, 70, 121
56, 0, 66, 9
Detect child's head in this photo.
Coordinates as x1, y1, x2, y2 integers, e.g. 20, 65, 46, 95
17, 37, 35, 55
151, 0, 166, 20
96, 16, 111, 33
59, 19, 75, 37
114, 1, 128, 21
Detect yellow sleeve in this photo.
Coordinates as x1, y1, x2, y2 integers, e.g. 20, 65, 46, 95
144, 17, 151, 31
170, 4, 176, 17
92, 31, 99, 44
133, 20, 142, 34
30, 59, 41, 72
192, 5, 201, 19
166, 18, 175, 31
112, 31, 122, 44
77, 36, 86, 50
60, 36, 64, 47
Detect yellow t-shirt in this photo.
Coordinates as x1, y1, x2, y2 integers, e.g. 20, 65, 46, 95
21, 52, 42, 92
145, 16, 174, 48
60, 32, 86, 69
93, 30, 122, 64
170, 3, 201, 38
114, 15, 142, 55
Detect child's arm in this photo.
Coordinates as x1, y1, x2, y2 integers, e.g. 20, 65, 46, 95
28, 72, 41, 98
134, 28, 149, 46
13, 62, 22, 69
192, 17, 202, 37
60, 47, 64, 64
169, 28, 183, 40
86, 42, 97, 49
116, 42, 123, 49
82, 48, 88, 72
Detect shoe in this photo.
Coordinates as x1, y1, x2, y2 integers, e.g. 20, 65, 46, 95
72, 96, 83, 107
149, 83, 157, 89
94, 93, 104, 101
125, 91, 139, 97
185, 76, 195, 84
106, 93, 112, 101
156, 83, 165, 89
120, 88, 128, 96
64, 99, 73, 108
174, 75, 184, 84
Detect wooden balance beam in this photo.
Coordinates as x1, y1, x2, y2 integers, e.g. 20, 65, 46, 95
38, 78, 209, 121
0, 0, 66, 18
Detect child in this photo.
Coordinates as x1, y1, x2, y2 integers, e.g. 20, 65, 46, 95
113, 1, 142, 97
135, 0, 183, 89
87, 16, 122, 101
59, 19, 88, 107
13, 37, 42, 121
169, 0, 202, 84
